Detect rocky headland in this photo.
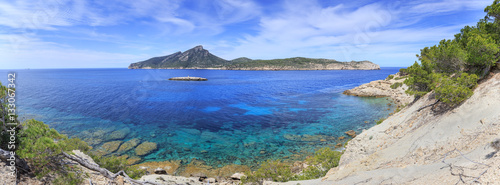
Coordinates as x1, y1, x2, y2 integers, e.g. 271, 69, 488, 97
128, 46, 380, 70
343, 72, 414, 106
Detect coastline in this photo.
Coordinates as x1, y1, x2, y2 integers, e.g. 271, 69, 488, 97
343, 72, 413, 106
322, 70, 500, 184
128, 67, 381, 71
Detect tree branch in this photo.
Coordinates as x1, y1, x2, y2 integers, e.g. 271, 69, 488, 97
0, 148, 31, 174
62, 152, 160, 185
417, 100, 440, 112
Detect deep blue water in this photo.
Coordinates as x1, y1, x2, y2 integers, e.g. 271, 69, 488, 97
0, 68, 401, 168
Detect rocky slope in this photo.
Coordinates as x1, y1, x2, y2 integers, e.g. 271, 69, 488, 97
321, 70, 500, 184
343, 72, 414, 106
128, 45, 230, 69
128, 46, 380, 70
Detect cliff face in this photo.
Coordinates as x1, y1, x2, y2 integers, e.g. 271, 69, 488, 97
128, 46, 380, 70
322, 70, 500, 184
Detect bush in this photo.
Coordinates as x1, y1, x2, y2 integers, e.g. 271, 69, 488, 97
0, 82, 21, 151
394, 76, 407, 80
390, 82, 403, 89
376, 118, 385, 125
404, 62, 433, 97
242, 159, 293, 183
17, 119, 68, 177
433, 73, 478, 106
386, 75, 394, 80
398, 68, 408, 76
296, 148, 342, 180
464, 32, 499, 78
243, 147, 342, 183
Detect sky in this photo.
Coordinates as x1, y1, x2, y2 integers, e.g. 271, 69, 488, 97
0, 0, 493, 69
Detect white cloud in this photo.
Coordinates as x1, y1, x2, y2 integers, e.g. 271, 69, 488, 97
215, 0, 490, 67
0, 33, 146, 69
0, 0, 493, 68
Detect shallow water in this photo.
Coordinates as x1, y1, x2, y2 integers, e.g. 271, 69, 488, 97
0, 68, 400, 168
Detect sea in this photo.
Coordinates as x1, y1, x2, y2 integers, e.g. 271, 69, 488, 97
0, 68, 401, 168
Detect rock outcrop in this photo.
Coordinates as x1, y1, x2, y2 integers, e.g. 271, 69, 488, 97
343, 72, 414, 106
322, 70, 500, 184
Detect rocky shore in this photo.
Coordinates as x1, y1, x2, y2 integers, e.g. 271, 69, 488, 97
321, 70, 500, 184
343, 72, 414, 106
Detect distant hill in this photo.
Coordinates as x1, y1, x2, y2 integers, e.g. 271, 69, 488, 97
128, 46, 380, 70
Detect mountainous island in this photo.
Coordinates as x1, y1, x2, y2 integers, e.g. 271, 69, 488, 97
128, 45, 380, 70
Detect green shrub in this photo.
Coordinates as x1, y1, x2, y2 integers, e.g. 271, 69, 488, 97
296, 148, 342, 180
0, 82, 21, 151
17, 119, 67, 177
376, 118, 385, 125
386, 75, 394, 80
399, 68, 408, 76
390, 82, 403, 89
433, 73, 478, 106
11, 114, 139, 180
404, 62, 433, 97
243, 147, 342, 183
242, 159, 293, 183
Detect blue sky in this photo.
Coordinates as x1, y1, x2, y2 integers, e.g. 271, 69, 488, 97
0, 0, 493, 69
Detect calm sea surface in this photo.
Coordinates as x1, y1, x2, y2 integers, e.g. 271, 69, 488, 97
0, 68, 401, 168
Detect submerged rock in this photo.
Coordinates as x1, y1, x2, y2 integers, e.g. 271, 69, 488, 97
135, 142, 158, 156
284, 134, 335, 142
126, 156, 142, 165
108, 128, 131, 140
100, 141, 123, 155
345, 130, 356, 138
117, 138, 141, 153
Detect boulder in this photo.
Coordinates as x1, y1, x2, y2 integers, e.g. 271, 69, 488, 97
134, 160, 181, 175
230, 173, 246, 180
154, 167, 167, 174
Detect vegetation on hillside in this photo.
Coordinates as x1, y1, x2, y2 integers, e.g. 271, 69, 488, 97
404, 0, 500, 106
227, 57, 346, 69
242, 147, 342, 184
129, 45, 377, 70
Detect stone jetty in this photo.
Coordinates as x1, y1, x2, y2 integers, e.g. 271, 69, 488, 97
168, 76, 207, 81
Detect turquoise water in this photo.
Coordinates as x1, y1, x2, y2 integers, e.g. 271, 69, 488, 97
0, 68, 400, 168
